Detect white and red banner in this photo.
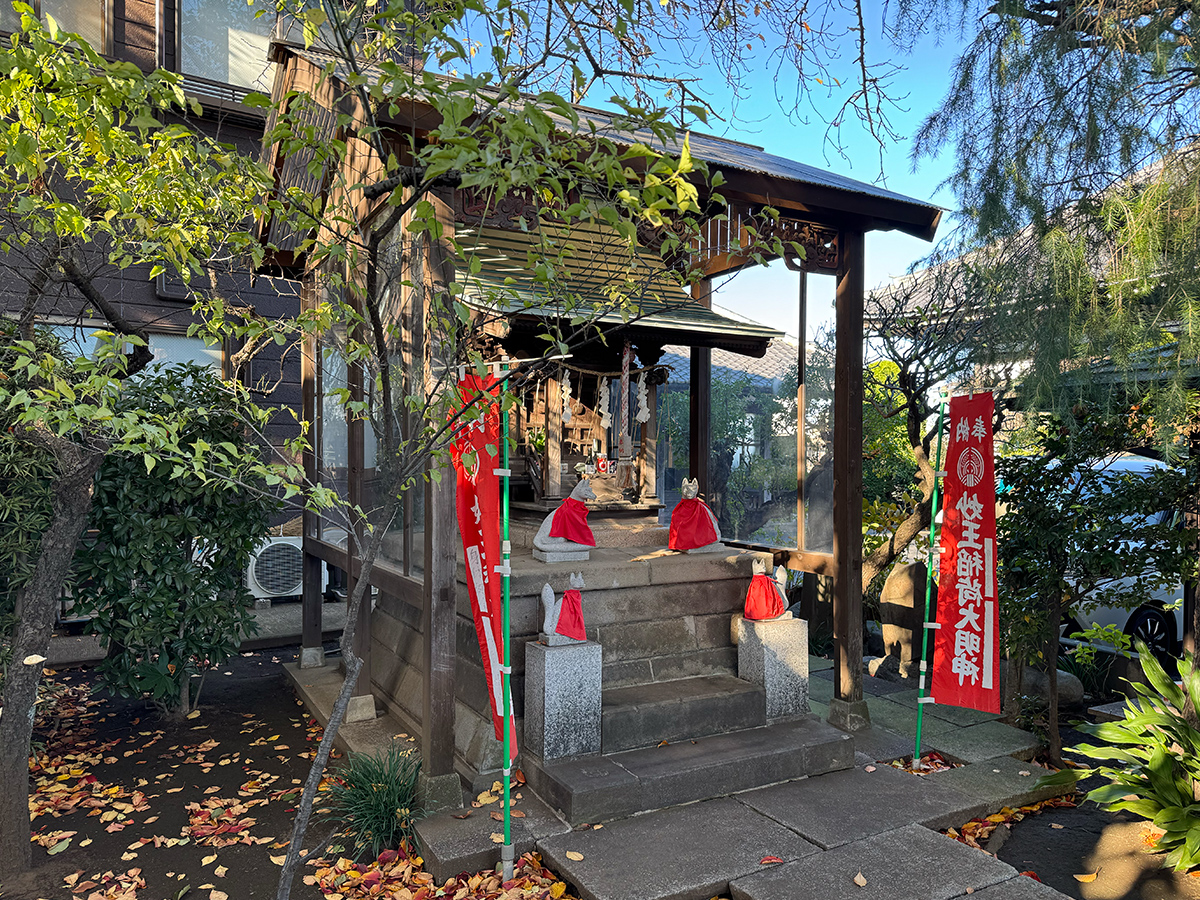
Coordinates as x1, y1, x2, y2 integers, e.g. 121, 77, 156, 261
450, 373, 516, 757
931, 392, 1000, 714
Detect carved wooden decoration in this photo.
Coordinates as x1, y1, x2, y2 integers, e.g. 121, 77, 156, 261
454, 186, 539, 230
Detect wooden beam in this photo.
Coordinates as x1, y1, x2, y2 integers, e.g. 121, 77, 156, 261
689, 280, 712, 499
640, 382, 657, 499
832, 229, 866, 713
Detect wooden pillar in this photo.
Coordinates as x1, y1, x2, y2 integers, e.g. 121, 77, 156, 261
796, 271, 808, 552
300, 279, 324, 669
829, 229, 868, 731
640, 382, 657, 500
347, 306, 373, 705
422, 464, 457, 776
545, 374, 563, 499
689, 279, 712, 498
420, 185, 458, 780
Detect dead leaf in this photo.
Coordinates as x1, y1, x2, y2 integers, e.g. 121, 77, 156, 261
23, 654, 47, 666
853, 872, 868, 887
451, 812, 472, 819
1073, 870, 1100, 883
186, 710, 201, 720
760, 856, 784, 865
566, 851, 584, 861
490, 833, 504, 844
864, 765, 877, 773
211, 891, 229, 900
592, 823, 602, 830
204, 785, 221, 794
1018, 770, 1032, 777
1050, 823, 1064, 830
270, 855, 286, 865
491, 811, 503, 821
214, 866, 227, 877
202, 854, 218, 866
511, 809, 526, 818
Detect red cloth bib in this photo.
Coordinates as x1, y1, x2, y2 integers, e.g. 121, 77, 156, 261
744, 573, 786, 620
549, 497, 595, 546
669, 497, 719, 550
555, 588, 587, 641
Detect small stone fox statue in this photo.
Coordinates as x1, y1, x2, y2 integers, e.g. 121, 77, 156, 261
744, 557, 791, 621
668, 477, 721, 551
533, 477, 597, 562
540, 572, 587, 643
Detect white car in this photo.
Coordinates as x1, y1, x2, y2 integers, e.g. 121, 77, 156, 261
1063, 453, 1185, 660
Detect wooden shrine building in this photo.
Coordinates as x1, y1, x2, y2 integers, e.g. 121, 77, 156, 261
263, 41, 942, 803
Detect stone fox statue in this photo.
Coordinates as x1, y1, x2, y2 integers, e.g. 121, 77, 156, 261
540, 572, 587, 643
668, 478, 721, 551
744, 557, 791, 620
533, 477, 596, 561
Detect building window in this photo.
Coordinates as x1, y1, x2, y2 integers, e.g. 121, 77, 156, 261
179, 0, 274, 91
148, 333, 222, 370
1, 0, 107, 52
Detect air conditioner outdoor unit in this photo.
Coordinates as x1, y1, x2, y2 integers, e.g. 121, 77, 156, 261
245, 536, 306, 600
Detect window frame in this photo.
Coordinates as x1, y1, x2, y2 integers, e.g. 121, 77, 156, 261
0, 0, 112, 55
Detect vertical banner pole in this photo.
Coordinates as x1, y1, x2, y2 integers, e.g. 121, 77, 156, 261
500, 366, 514, 880
914, 393, 949, 767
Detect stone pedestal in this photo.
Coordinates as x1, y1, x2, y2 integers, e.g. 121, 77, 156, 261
735, 616, 809, 721
525, 640, 602, 760
533, 546, 591, 563
299, 646, 325, 669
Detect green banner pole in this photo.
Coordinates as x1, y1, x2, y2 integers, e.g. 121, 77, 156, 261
499, 365, 514, 880
914, 392, 949, 768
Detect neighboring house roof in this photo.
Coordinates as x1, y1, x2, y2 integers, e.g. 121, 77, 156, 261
659, 336, 799, 389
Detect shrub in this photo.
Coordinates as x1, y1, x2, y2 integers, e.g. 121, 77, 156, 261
74, 363, 277, 716
1039, 640, 1200, 872
323, 744, 423, 860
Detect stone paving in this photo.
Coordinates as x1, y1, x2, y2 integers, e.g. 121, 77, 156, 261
416, 657, 1072, 900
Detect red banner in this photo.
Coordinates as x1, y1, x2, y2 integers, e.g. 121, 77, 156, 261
931, 392, 1000, 714
450, 373, 516, 757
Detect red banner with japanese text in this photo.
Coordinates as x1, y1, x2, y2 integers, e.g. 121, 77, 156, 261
931, 392, 1000, 713
449, 373, 516, 757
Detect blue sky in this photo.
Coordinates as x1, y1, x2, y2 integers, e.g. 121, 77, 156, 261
689, 7, 967, 339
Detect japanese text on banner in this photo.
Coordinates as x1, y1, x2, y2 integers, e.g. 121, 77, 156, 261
931, 392, 1000, 714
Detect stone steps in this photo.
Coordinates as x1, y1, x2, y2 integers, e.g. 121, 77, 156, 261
522, 715, 854, 825
601, 673, 766, 752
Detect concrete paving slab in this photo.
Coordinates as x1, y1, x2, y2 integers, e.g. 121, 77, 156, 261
928, 721, 1042, 764
954, 874, 1071, 899
415, 792, 570, 884
863, 696, 956, 738
862, 675, 913, 696
883, 689, 1003, 726
808, 655, 833, 671
849, 725, 920, 764
47, 633, 106, 666
537, 797, 820, 900
808, 675, 834, 704
925, 756, 1071, 819
736, 763, 978, 849
729, 824, 1019, 900
1088, 699, 1127, 723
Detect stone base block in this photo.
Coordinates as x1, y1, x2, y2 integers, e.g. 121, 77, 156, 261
299, 645, 325, 669
736, 616, 809, 720
345, 693, 377, 724
525, 640, 602, 760
533, 546, 592, 563
827, 697, 871, 732
254, 597, 273, 610
540, 631, 586, 647
417, 771, 464, 815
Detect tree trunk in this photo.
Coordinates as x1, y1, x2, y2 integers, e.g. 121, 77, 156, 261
0, 446, 103, 876
1045, 592, 1063, 766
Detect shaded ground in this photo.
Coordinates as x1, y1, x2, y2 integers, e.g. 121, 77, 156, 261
991, 718, 1200, 900
7, 647, 334, 900
998, 774, 1200, 900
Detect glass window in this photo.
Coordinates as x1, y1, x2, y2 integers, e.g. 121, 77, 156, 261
2, 1, 105, 51
180, 0, 274, 90
148, 333, 221, 369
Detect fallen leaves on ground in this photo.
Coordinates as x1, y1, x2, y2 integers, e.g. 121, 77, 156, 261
759, 856, 784, 865
943, 797, 1078, 851
183, 797, 273, 847
1073, 869, 1100, 883
889, 751, 963, 776
63, 866, 147, 899
309, 848, 582, 899
853, 871, 868, 887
